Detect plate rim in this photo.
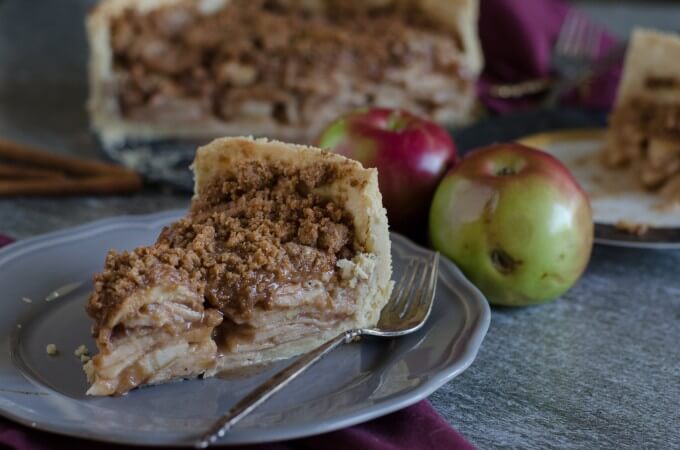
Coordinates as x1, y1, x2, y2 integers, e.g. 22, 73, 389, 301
517, 128, 680, 250
517, 127, 605, 148
0, 210, 491, 446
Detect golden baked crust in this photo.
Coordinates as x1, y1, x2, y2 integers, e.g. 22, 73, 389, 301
85, 136, 392, 395
87, 0, 482, 147
611, 28, 680, 108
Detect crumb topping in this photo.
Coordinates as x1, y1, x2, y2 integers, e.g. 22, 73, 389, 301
87, 160, 358, 328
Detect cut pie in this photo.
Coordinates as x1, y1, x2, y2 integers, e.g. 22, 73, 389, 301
602, 28, 680, 205
84, 137, 392, 395
86, 0, 483, 147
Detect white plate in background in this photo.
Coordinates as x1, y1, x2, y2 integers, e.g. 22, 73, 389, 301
520, 129, 680, 249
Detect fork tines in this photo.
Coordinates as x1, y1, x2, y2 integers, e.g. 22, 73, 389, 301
555, 10, 602, 60
389, 252, 440, 321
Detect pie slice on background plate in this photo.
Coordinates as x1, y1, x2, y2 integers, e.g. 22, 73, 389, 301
86, 0, 483, 147
603, 28, 680, 207
84, 137, 392, 396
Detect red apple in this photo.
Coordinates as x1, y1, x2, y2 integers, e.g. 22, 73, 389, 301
316, 108, 457, 233
429, 143, 593, 306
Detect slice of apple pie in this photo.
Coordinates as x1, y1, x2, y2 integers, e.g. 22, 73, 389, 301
602, 28, 680, 205
84, 137, 392, 395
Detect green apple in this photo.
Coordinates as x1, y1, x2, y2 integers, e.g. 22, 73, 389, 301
429, 143, 593, 306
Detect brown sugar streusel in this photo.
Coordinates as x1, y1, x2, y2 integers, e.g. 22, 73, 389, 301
87, 160, 359, 329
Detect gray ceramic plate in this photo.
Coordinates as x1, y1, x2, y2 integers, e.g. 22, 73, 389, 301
0, 210, 490, 447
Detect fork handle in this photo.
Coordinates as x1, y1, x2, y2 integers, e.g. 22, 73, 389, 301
195, 329, 362, 448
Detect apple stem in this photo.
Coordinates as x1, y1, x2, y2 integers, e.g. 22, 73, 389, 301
386, 110, 409, 132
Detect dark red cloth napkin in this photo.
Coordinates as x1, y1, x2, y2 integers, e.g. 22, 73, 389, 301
0, 234, 13, 248
0, 234, 474, 449
478, 0, 622, 113
0, 401, 475, 450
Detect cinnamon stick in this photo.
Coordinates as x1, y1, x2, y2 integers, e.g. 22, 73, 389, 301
0, 174, 143, 196
0, 138, 133, 176
0, 163, 66, 179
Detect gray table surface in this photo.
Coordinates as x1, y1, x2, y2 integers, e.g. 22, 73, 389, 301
1, 1, 679, 449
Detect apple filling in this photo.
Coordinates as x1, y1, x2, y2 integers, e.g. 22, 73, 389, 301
106, 0, 475, 140
85, 160, 376, 395
603, 95, 680, 203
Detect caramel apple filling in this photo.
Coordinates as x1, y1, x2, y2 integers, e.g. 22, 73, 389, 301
107, 0, 474, 136
85, 161, 374, 395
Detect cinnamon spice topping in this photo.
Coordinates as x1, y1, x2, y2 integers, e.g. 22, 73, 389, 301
87, 160, 357, 330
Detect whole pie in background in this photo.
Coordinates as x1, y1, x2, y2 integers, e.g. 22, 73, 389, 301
86, 0, 483, 146
83, 137, 393, 396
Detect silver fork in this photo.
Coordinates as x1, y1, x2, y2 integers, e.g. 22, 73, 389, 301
195, 252, 440, 448
543, 10, 604, 106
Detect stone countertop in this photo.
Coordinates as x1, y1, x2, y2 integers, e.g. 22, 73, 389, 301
1, 1, 679, 449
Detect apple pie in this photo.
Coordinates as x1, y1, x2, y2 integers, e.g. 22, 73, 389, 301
86, 0, 483, 147
84, 137, 392, 395
602, 28, 680, 205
